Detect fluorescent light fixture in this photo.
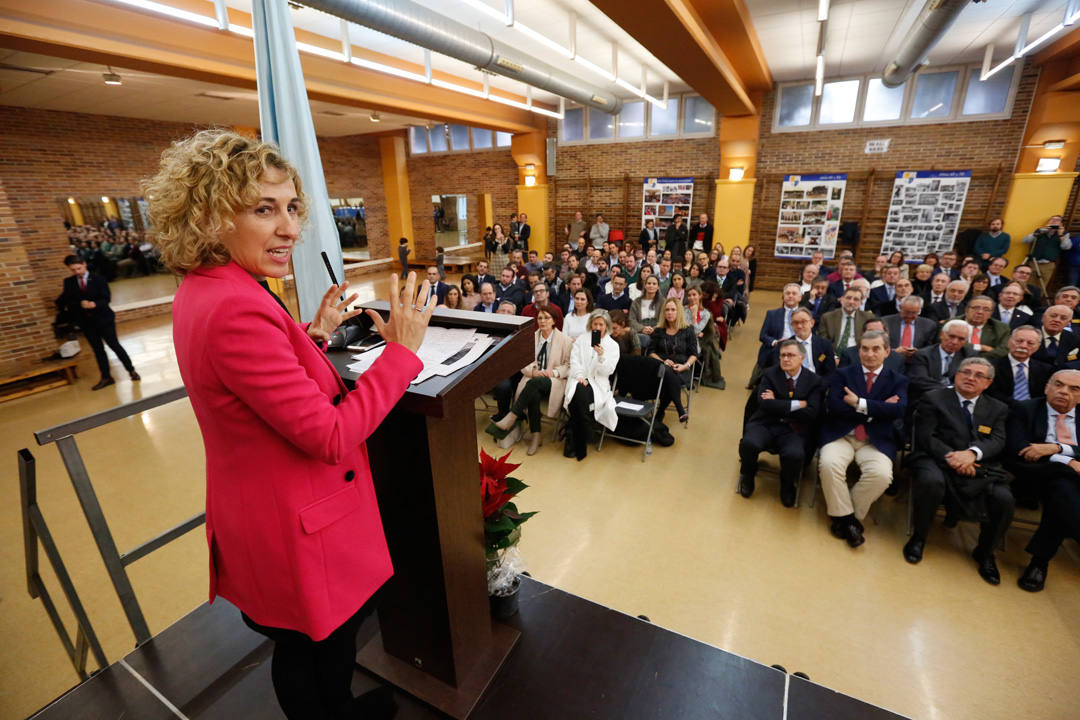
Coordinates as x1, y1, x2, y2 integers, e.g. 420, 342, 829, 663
1037, 157, 1062, 173
814, 55, 824, 96
728, 167, 745, 181
1044, 140, 1066, 149
573, 54, 615, 82
1021, 23, 1064, 55
524, 175, 536, 186
983, 54, 1015, 80
109, 0, 218, 28
614, 77, 644, 98
67, 197, 76, 204
525, 163, 535, 171
818, 0, 829, 22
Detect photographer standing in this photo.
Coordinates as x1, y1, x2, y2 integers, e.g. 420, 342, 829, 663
1022, 214, 1071, 290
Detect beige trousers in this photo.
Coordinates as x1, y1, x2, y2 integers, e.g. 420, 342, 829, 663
818, 434, 893, 520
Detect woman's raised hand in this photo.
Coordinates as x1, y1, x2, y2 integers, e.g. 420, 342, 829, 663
308, 281, 363, 343
365, 272, 435, 354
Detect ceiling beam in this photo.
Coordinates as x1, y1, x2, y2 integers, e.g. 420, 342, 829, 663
1032, 25, 1080, 66
0, 0, 543, 133
588, 0, 762, 116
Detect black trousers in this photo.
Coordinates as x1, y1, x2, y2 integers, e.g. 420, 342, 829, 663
83, 322, 134, 378
909, 459, 1015, 554
738, 422, 805, 488
567, 383, 596, 460
1027, 473, 1080, 562
492, 372, 522, 419
511, 377, 552, 432
241, 590, 381, 720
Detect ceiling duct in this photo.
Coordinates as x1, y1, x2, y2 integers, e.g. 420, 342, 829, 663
881, 0, 978, 88
299, 0, 623, 114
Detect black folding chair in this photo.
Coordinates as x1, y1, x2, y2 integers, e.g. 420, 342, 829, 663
597, 364, 666, 462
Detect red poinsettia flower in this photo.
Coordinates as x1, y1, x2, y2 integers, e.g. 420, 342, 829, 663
480, 450, 520, 518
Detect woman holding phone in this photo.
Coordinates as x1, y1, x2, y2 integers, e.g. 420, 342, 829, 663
148, 129, 433, 720
563, 309, 620, 460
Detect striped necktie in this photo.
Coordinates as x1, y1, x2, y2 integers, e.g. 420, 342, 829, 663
1014, 362, 1030, 401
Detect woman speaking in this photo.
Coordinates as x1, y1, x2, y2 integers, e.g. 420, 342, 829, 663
146, 129, 432, 719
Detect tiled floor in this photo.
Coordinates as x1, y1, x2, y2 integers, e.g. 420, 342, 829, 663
2, 276, 1079, 719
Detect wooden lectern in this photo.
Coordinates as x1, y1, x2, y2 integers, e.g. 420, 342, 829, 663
328, 304, 534, 718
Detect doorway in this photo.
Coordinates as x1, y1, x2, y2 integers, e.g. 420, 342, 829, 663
433, 194, 469, 247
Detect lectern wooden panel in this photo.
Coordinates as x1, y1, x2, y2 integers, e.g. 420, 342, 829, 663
328, 304, 534, 718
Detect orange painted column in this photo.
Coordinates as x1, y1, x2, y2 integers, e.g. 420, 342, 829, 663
511, 128, 550, 256
379, 135, 415, 261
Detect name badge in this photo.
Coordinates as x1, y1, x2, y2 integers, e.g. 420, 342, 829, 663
977, 425, 992, 435
1070, 349, 1079, 361
818, 353, 826, 362
788, 391, 794, 398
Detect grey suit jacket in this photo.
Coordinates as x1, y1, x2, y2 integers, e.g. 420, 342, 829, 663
883, 314, 937, 349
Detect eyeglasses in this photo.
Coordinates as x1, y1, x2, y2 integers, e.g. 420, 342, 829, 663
956, 369, 990, 380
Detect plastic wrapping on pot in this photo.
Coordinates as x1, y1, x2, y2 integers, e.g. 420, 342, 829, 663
487, 546, 526, 596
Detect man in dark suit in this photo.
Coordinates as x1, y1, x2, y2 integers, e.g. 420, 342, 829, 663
868, 265, 901, 315
665, 215, 688, 259
474, 282, 498, 312
494, 267, 526, 311
639, 218, 659, 248
469, 260, 497, 293
425, 266, 451, 305
907, 320, 977, 405
57, 255, 139, 390
818, 330, 908, 547
738, 338, 825, 507
1031, 304, 1079, 367
921, 271, 950, 315
883, 296, 937, 360
759, 308, 835, 377
904, 359, 1013, 584
837, 319, 906, 373
962, 295, 1010, 359
986, 326, 1052, 407
818, 288, 874, 358
992, 282, 1034, 329
595, 273, 632, 312
927, 279, 970, 323
827, 262, 859, 299
1009, 264, 1046, 309
687, 213, 714, 254
801, 277, 839, 320
517, 212, 531, 252
1006, 371, 1080, 591
556, 275, 585, 316
758, 283, 803, 350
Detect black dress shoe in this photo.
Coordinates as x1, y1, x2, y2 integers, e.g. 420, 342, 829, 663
903, 537, 925, 564
942, 511, 959, 529
738, 475, 755, 498
129, 370, 141, 381
1017, 561, 1047, 592
844, 522, 865, 548
829, 518, 847, 539
343, 685, 397, 720
972, 548, 1001, 586
91, 377, 115, 391
779, 483, 797, 508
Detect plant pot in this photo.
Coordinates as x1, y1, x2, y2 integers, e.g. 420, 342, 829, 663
488, 576, 521, 620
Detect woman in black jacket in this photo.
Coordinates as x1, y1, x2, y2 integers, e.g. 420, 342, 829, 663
648, 298, 698, 422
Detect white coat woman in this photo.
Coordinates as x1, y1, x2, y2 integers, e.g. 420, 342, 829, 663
563, 309, 620, 460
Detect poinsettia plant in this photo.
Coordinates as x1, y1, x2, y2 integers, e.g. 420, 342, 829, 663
480, 449, 536, 552
480, 449, 536, 597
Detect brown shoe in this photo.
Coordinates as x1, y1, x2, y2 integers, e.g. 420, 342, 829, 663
129, 370, 141, 381
91, 377, 115, 391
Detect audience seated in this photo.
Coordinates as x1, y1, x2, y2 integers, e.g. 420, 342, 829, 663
921, 272, 950, 314
496, 301, 517, 315
738, 337, 824, 506
1009, 370, 1080, 592
986, 325, 1052, 409
521, 282, 565, 330
883, 296, 937, 358
596, 273, 632, 312
760, 307, 834, 377
1031, 304, 1078, 367
801, 277, 839, 320
426, 266, 451, 305
907, 319, 975, 406
1009, 264, 1046, 309
493, 308, 572, 455
760, 283, 803, 349
904, 358, 1013, 585
992, 281, 1034, 328
868, 266, 901, 313
647, 298, 698, 422
474, 282, 498, 312
837, 318, 906, 373
927, 279, 970, 322
818, 330, 907, 548
827, 261, 859, 298
494, 268, 526, 311
962, 295, 1009, 359
562, 288, 594, 342
563, 310, 620, 460
818, 288, 875, 358
798, 263, 820, 294
629, 275, 664, 352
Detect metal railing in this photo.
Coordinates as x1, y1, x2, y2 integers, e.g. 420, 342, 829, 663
19, 386, 202, 679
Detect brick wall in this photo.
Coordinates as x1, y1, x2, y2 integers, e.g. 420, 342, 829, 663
0, 179, 55, 370
319, 133, 389, 259
548, 123, 721, 249
750, 64, 1040, 290
406, 148, 519, 260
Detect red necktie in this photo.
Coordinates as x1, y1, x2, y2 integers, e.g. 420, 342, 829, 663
79, 276, 86, 291
901, 322, 913, 348
971, 326, 981, 345
854, 371, 876, 441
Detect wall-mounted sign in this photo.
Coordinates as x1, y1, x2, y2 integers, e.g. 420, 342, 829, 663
864, 139, 891, 154
774, 173, 847, 259
642, 176, 694, 233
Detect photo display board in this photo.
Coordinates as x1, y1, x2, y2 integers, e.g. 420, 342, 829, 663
775, 174, 847, 259
880, 170, 971, 258
643, 177, 694, 233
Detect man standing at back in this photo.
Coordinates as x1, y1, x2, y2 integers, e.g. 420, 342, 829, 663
590, 213, 609, 248
58, 254, 139, 390
688, 213, 713, 255
974, 218, 1010, 270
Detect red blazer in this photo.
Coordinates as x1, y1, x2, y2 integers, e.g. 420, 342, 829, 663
173, 261, 421, 640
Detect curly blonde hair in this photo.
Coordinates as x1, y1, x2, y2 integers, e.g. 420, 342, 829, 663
142, 129, 307, 273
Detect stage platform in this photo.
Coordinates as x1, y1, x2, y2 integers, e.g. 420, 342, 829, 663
29, 577, 909, 719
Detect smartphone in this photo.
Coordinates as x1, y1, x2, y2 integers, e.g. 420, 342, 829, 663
591, 329, 602, 347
